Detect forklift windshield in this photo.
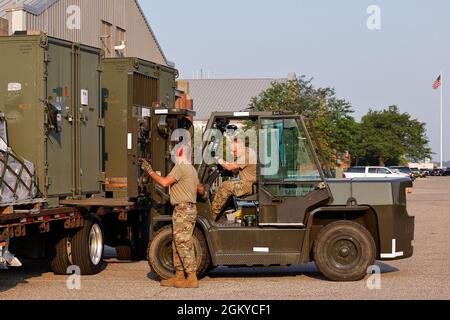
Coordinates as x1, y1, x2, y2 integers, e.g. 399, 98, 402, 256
260, 118, 321, 182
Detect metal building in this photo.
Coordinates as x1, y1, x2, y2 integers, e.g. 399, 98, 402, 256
0, 0, 167, 65
181, 74, 296, 128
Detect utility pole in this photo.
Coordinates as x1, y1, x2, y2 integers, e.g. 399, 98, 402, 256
440, 70, 444, 169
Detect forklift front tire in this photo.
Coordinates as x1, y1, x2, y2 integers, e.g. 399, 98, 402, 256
148, 225, 212, 280
313, 220, 376, 282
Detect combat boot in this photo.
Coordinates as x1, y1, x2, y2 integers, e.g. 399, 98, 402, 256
175, 273, 199, 289
160, 271, 185, 287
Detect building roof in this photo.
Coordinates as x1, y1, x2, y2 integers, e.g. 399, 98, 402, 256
0, 0, 57, 17
186, 77, 290, 120
0, 0, 167, 63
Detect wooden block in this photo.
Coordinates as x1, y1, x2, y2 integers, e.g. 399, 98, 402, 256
0, 206, 14, 215
105, 177, 128, 190
33, 202, 42, 210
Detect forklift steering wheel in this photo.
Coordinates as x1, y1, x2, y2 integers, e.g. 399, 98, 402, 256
217, 165, 234, 178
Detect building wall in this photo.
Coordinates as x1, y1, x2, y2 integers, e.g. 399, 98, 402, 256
408, 159, 435, 170
176, 80, 194, 110
0, 17, 7, 35
6, 0, 166, 65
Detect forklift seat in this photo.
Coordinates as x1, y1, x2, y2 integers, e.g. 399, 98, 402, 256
238, 194, 258, 202
234, 183, 258, 208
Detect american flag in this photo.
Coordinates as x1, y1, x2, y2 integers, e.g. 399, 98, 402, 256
433, 75, 442, 90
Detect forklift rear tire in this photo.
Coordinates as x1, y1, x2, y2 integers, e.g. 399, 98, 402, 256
313, 220, 376, 282
148, 225, 211, 280
47, 228, 72, 275
71, 217, 105, 275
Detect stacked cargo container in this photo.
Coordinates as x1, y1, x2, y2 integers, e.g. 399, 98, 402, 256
0, 34, 102, 205
0, 33, 192, 274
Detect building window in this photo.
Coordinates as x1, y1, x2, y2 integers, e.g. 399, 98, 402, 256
115, 27, 126, 57
101, 20, 112, 57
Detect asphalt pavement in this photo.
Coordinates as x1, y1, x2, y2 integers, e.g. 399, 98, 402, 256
1, 177, 449, 300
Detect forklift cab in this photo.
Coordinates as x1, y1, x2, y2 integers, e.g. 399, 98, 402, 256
197, 112, 332, 227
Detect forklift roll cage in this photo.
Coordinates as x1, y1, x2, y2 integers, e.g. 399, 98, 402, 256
196, 111, 334, 225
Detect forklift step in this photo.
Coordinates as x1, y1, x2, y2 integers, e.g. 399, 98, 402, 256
212, 221, 244, 228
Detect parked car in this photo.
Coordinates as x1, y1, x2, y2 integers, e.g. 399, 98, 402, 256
443, 168, 450, 176
343, 166, 407, 179
431, 168, 444, 176
419, 169, 430, 178
410, 168, 421, 179
390, 166, 415, 181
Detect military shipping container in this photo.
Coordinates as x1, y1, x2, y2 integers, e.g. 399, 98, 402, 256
0, 34, 102, 203
100, 58, 179, 200
0, 36, 197, 273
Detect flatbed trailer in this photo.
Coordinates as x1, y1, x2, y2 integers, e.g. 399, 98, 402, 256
0, 197, 135, 242
0, 197, 151, 274
1, 202, 83, 241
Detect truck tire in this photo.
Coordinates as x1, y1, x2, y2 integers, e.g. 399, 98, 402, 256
313, 220, 376, 282
71, 217, 105, 275
148, 225, 211, 280
47, 229, 72, 275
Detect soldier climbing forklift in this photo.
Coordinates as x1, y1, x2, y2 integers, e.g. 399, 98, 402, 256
148, 111, 415, 282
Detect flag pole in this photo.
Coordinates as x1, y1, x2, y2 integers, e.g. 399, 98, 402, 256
441, 70, 444, 169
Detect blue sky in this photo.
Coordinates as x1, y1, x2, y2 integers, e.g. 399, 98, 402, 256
142, 0, 450, 161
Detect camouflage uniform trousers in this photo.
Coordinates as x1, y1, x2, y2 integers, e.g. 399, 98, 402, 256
172, 202, 198, 274
211, 180, 254, 221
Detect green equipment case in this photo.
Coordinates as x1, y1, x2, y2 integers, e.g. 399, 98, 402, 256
0, 34, 102, 203
100, 58, 178, 200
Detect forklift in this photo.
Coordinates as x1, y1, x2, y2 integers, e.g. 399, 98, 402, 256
147, 111, 415, 282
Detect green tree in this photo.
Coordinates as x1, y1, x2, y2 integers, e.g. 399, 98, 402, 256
352, 106, 432, 166
250, 77, 358, 168
250, 78, 431, 168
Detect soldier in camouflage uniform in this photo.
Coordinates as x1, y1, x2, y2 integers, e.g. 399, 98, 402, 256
211, 140, 257, 221
141, 144, 206, 289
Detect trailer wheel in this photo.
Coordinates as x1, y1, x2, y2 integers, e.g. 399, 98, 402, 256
47, 228, 72, 275
148, 225, 211, 280
313, 220, 376, 282
71, 217, 105, 275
